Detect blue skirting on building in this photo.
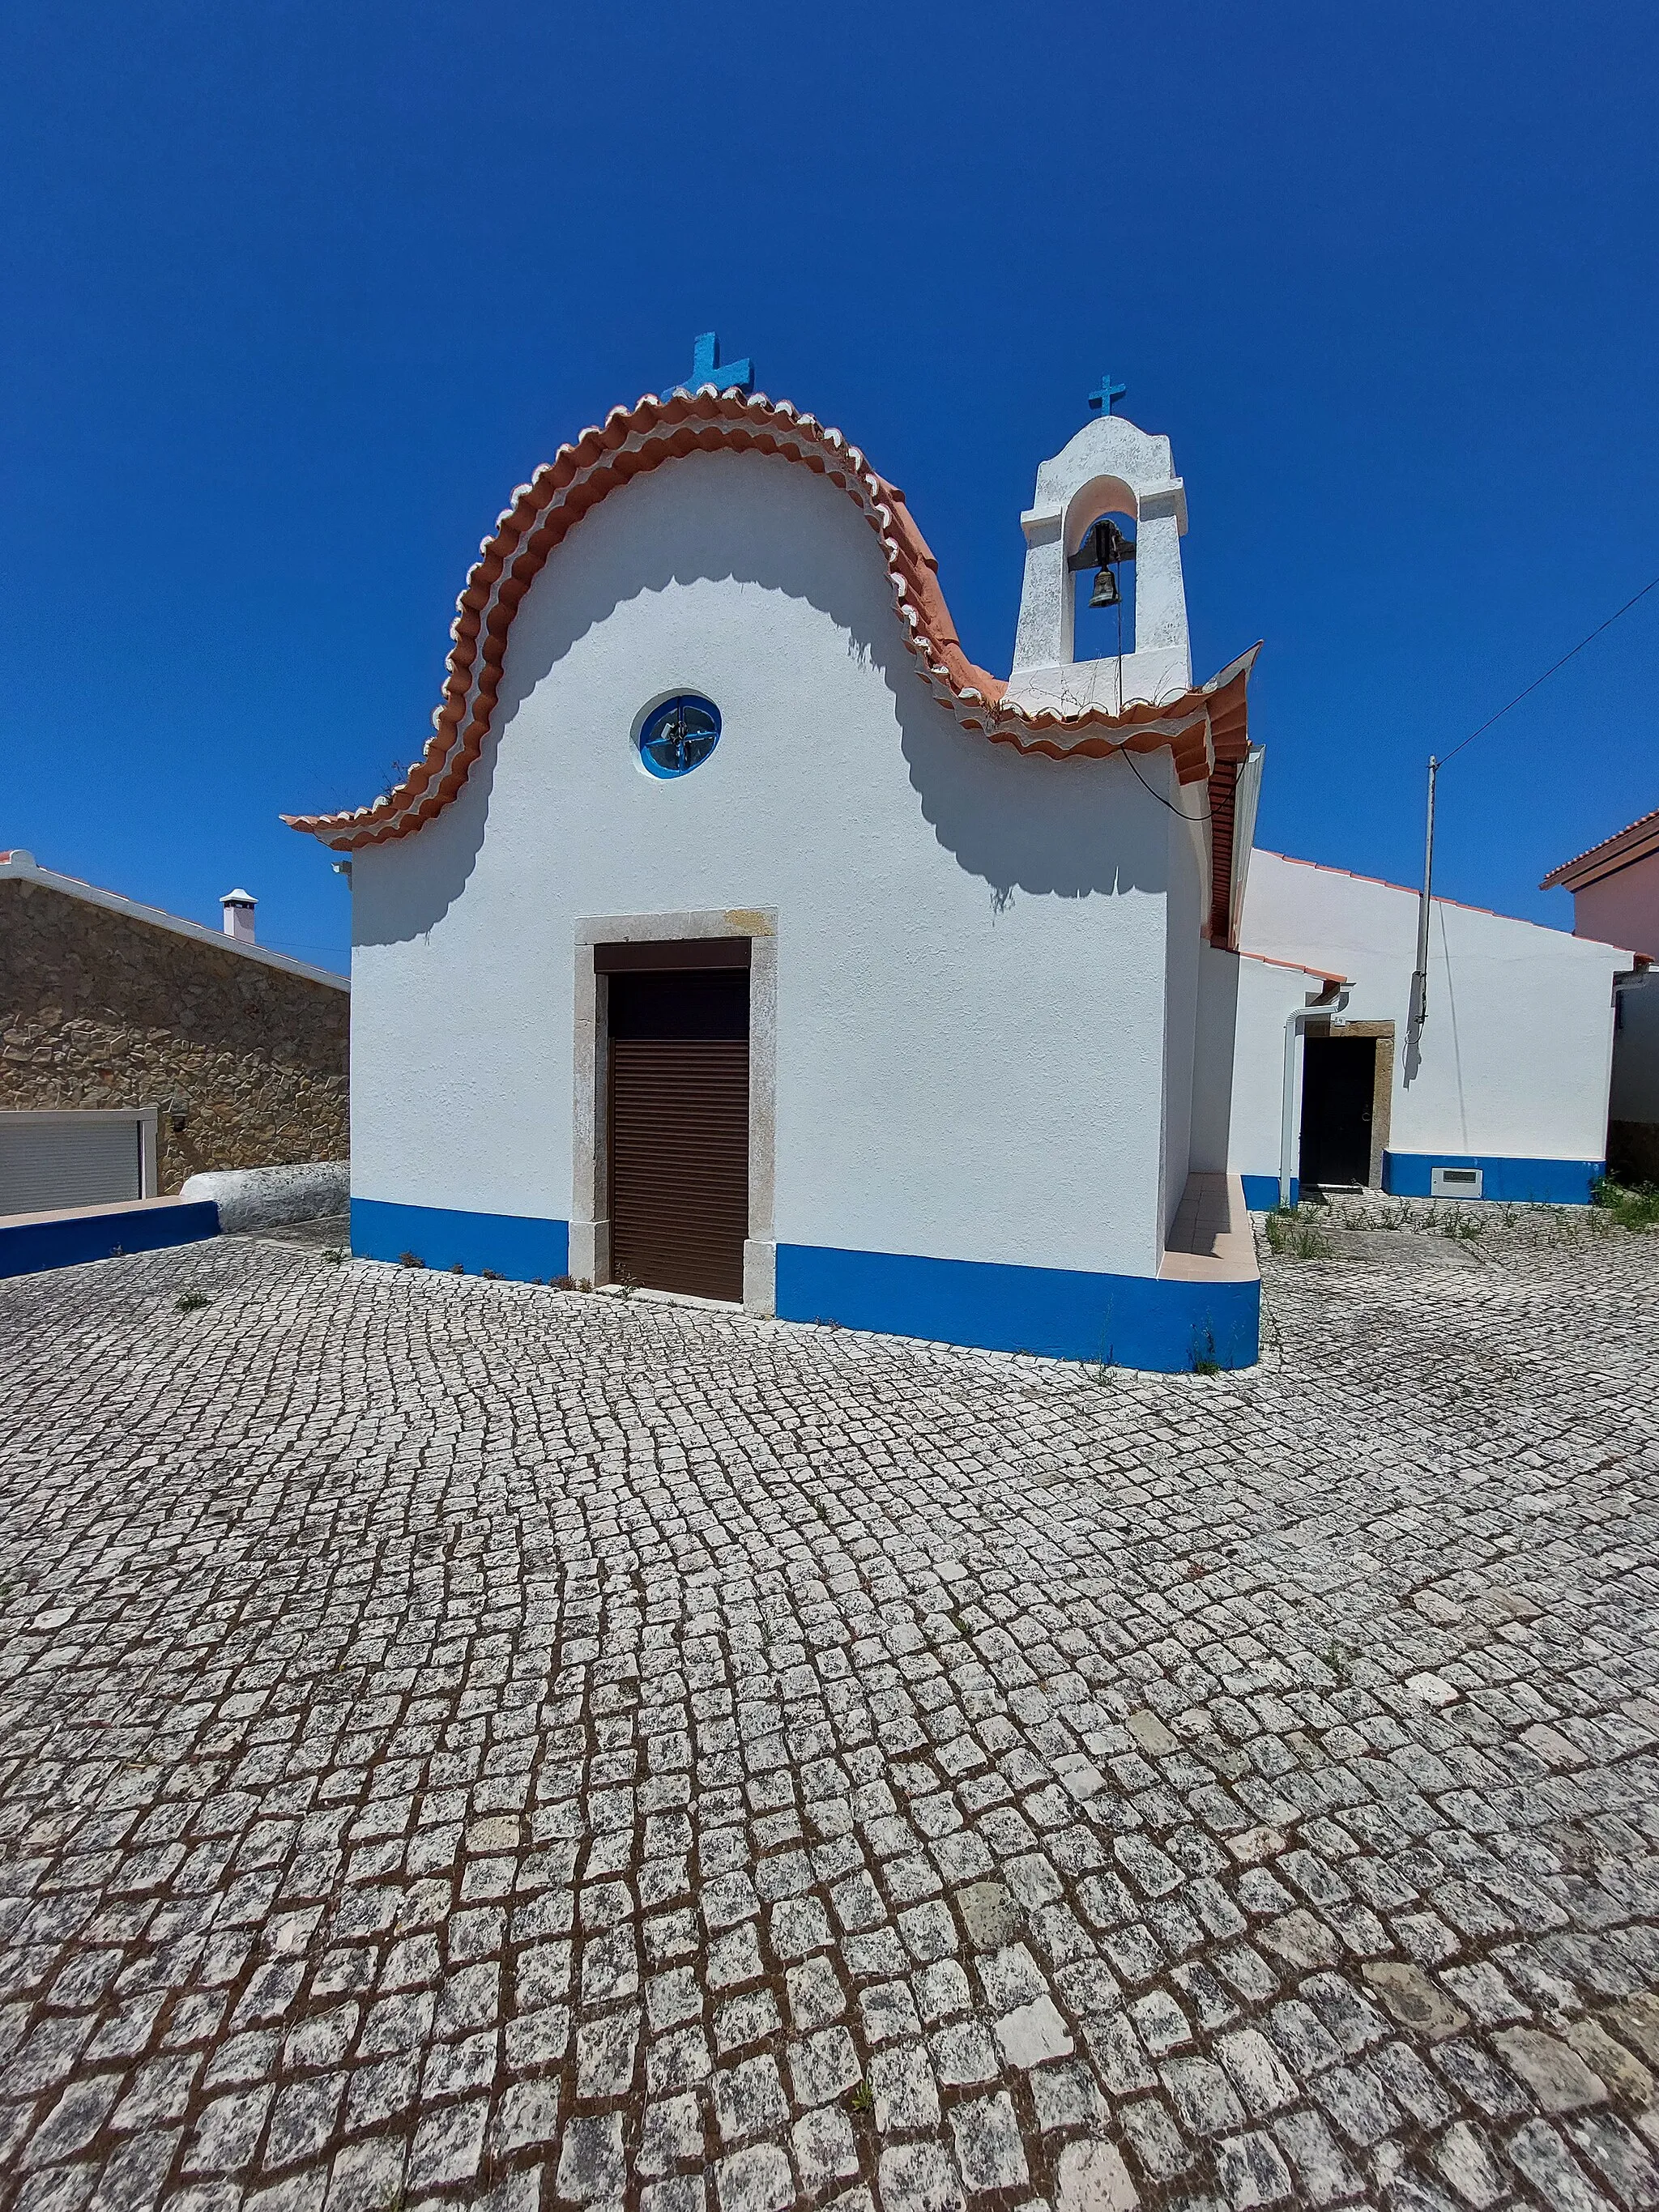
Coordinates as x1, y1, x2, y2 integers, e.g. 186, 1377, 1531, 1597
1240, 1174, 1298, 1211
0, 1198, 220, 1279
351, 1198, 569, 1280
1381, 1153, 1603, 1204
776, 1242, 1259, 1372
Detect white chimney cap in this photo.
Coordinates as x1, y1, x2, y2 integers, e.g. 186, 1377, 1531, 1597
220, 888, 257, 906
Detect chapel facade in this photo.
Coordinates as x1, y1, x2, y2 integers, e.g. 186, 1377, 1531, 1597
288, 360, 1636, 1369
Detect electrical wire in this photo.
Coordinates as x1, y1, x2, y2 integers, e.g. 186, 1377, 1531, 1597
1102, 559, 1213, 824
1439, 573, 1659, 765
1121, 747, 1213, 826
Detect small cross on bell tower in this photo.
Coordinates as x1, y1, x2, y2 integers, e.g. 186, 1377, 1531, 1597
1087, 370, 1128, 416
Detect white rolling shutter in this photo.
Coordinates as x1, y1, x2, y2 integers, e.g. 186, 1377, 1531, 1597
0, 1112, 147, 1216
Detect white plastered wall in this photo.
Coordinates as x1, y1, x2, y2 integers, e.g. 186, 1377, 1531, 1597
1238, 851, 1630, 1165
348, 450, 1200, 1283
1191, 947, 1319, 1185
1158, 807, 1208, 1233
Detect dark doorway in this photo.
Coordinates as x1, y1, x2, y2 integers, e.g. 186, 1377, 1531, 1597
1300, 1035, 1375, 1191
606, 955, 750, 1301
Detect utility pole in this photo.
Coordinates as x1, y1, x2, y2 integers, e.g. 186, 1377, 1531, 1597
1409, 755, 1439, 1036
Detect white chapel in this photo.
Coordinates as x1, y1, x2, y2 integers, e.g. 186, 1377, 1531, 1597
288, 348, 1637, 1369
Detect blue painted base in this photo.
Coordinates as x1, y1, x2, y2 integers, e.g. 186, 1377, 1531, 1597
776, 1242, 1259, 1372
1240, 1174, 1299, 1211
351, 1198, 569, 1281
0, 1200, 220, 1280
1381, 1153, 1603, 1204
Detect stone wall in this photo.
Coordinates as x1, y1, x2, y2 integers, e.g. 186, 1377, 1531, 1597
2, 877, 348, 1193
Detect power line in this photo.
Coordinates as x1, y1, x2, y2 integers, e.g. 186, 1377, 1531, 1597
1439, 573, 1659, 767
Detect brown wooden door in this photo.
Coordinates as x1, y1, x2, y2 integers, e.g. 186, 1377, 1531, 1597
608, 965, 750, 1300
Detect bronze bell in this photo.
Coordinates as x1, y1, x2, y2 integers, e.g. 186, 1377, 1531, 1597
1089, 565, 1120, 609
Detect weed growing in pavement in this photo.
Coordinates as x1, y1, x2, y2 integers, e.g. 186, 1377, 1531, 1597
398, 1251, 424, 1268
176, 1292, 211, 1314
847, 2081, 874, 2114
1264, 1208, 1333, 1259
1439, 1206, 1486, 1242
322, 1247, 345, 1264
1592, 1178, 1659, 1232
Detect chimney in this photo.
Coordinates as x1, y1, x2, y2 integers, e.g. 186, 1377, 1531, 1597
220, 889, 257, 944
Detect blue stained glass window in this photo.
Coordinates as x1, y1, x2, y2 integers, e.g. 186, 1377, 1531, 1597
638, 694, 721, 778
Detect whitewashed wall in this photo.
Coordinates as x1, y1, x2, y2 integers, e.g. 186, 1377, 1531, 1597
1158, 814, 1206, 1231
1239, 850, 1630, 1168
1191, 947, 1316, 1186
350, 450, 1200, 1283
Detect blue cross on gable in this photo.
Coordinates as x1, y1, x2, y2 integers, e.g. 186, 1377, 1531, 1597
1088, 370, 1128, 415
667, 331, 754, 398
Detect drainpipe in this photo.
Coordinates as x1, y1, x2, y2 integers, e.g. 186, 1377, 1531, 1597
1280, 980, 1350, 1211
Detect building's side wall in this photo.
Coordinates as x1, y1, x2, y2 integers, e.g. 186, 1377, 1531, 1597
1188, 943, 1239, 1178
1194, 951, 1323, 1207
1609, 980, 1659, 1180
1158, 812, 1205, 1235
1569, 856, 1659, 1180
1241, 850, 1626, 1200
348, 449, 1223, 1358
1, 878, 349, 1192
1571, 850, 1659, 961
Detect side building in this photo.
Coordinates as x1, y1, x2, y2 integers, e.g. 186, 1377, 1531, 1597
1196, 850, 1636, 1208
1, 850, 349, 1214
1543, 809, 1659, 1183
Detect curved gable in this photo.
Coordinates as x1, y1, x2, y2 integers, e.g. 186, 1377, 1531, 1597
284, 386, 1256, 938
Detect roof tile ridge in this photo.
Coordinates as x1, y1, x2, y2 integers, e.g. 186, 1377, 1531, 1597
1540, 804, 1659, 888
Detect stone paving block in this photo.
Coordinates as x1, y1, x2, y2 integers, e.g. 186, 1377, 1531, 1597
0, 1225, 1655, 2210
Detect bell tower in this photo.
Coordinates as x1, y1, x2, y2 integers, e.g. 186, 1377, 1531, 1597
1006, 384, 1192, 715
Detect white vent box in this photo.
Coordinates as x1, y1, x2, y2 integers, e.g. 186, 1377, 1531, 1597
1431, 1165, 1483, 1199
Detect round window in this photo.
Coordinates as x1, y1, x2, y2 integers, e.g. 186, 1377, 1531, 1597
638, 694, 721, 779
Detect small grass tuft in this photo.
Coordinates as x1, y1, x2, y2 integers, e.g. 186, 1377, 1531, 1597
847, 2080, 874, 2114
322, 1247, 345, 1264
1591, 1178, 1659, 1232
1264, 1208, 1333, 1259
398, 1251, 424, 1269
175, 1291, 211, 1314
1439, 1206, 1486, 1242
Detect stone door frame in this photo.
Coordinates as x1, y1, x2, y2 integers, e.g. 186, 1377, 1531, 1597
1303, 1017, 1395, 1189
569, 910, 778, 1314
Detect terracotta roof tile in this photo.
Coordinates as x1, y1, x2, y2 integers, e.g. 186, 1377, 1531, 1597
1541, 806, 1659, 891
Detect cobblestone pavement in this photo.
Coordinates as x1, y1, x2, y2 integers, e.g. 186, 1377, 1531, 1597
1, 1214, 1657, 2212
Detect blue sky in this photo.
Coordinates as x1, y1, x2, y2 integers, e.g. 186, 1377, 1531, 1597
4, 2, 1655, 976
